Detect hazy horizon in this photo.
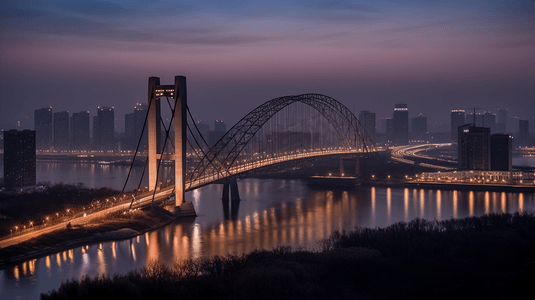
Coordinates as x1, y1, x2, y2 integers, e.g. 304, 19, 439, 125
1, 0, 534, 132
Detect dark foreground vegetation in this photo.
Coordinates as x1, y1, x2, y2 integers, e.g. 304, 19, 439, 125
42, 212, 535, 300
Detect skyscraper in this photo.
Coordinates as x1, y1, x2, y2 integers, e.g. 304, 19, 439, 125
34, 107, 52, 151
392, 104, 408, 145
451, 110, 465, 143
519, 119, 529, 146
96, 107, 115, 151
496, 109, 507, 133
53, 111, 69, 151
3, 130, 36, 190
412, 114, 427, 133
482, 111, 496, 133
411, 114, 427, 142
72, 111, 90, 151
358, 110, 376, 142
125, 112, 135, 150
458, 125, 490, 170
490, 133, 512, 172
92, 116, 99, 150
214, 120, 226, 132
134, 103, 148, 151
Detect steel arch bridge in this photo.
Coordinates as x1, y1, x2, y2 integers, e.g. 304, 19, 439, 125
185, 93, 375, 191
125, 76, 378, 211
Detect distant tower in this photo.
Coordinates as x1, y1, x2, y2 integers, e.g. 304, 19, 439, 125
450, 110, 465, 143
210, 120, 227, 146
392, 104, 408, 145
490, 134, 512, 172
125, 112, 135, 150
53, 111, 69, 151
496, 109, 507, 133
358, 110, 376, 142
92, 116, 99, 150
134, 103, 148, 151
458, 125, 490, 170
519, 119, 529, 146
96, 107, 115, 151
385, 118, 394, 145
72, 111, 90, 151
34, 107, 53, 151
3, 130, 36, 190
411, 114, 427, 141
482, 111, 496, 133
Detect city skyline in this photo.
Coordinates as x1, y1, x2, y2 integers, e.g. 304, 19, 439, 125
1, 0, 534, 132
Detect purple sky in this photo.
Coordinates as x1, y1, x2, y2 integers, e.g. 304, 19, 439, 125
1, 0, 534, 132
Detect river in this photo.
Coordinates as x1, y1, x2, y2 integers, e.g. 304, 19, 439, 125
1, 159, 535, 299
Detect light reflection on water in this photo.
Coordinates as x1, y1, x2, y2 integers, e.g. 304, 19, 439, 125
1, 178, 535, 299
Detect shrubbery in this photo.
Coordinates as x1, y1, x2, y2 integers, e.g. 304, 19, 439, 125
41, 212, 535, 300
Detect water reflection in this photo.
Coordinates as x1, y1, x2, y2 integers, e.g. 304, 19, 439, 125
2, 179, 535, 300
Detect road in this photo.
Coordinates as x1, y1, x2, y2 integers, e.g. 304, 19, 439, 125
0, 188, 174, 249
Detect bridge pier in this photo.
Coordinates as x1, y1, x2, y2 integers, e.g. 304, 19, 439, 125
222, 176, 240, 201
339, 156, 360, 176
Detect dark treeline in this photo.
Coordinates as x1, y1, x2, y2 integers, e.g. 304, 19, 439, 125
42, 212, 535, 300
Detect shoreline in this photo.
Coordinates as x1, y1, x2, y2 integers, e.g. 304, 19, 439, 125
0, 206, 186, 270
362, 181, 535, 192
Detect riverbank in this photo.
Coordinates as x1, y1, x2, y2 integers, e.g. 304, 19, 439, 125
362, 180, 535, 192
0, 206, 179, 270
40, 211, 535, 300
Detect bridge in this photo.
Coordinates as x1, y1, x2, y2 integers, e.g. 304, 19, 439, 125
123, 75, 377, 214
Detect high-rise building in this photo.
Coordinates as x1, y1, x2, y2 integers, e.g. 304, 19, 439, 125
385, 118, 393, 144
214, 120, 226, 132
497, 109, 507, 133
412, 114, 427, 133
134, 103, 148, 151
125, 112, 135, 150
518, 119, 529, 146
392, 104, 408, 145
490, 134, 512, 172
358, 110, 376, 142
96, 107, 115, 151
34, 107, 52, 151
92, 116, 99, 150
209, 120, 227, 146
482, 111, 496, 133
72, 111, 90, 151
411, 114, 427, 142
53, 111, 69, 151
3, 130, 36, 190
458, 125, 490, 170
451, 110, 465, 143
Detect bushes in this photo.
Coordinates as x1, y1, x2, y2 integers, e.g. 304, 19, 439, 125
42, 212, 535, 300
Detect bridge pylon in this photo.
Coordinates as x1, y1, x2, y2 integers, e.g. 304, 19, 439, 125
147, 76, 195, 215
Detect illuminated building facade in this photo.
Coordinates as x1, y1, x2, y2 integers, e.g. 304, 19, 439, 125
3, 130, 36, 190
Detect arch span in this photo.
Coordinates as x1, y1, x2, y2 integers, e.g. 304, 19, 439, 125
187, 93, 375, 187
